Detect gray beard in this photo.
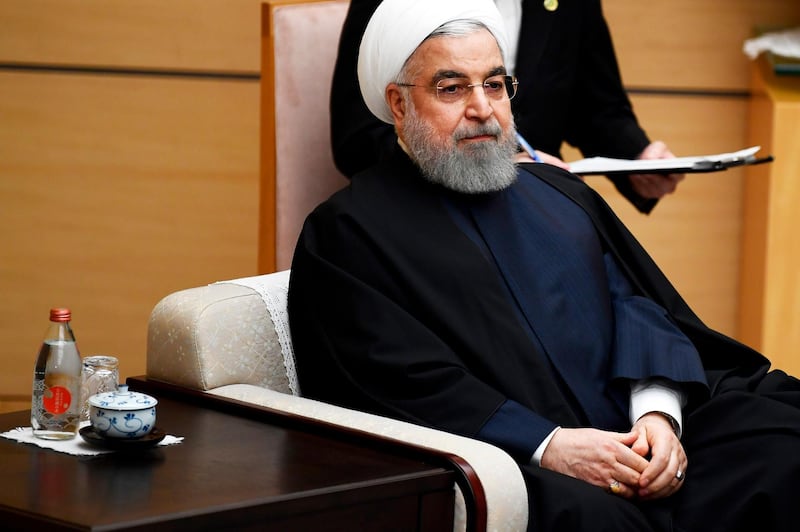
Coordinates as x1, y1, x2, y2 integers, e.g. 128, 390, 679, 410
402, 105, 518, 194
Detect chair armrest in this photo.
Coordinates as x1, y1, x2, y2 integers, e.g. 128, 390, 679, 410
209, 384, 529, 532
146, 282, 293, 394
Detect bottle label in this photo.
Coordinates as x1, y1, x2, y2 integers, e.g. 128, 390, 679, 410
43, 386, 72, 414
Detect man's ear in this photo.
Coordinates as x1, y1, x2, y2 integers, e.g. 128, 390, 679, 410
386, 84, 406, 123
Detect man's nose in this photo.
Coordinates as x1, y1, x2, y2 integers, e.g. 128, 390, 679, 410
464, 85, 495, 121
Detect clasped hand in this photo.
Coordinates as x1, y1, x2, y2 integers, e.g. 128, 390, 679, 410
540, 412, 687, 500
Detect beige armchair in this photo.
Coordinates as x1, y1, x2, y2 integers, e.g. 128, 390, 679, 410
146, 269, 528, 532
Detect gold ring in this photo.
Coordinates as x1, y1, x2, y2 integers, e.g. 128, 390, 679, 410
676, 469, 684, 481
609, 480, 621, 494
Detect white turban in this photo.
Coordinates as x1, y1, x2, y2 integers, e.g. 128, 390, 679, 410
357, 0, 509, 124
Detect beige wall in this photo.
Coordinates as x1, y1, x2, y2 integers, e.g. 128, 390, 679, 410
1, 0, 799, 410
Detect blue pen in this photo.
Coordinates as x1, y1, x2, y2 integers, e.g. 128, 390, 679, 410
516, 133, 542, 162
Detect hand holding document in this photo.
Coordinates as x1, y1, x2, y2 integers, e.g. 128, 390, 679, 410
568, 146, 773, 176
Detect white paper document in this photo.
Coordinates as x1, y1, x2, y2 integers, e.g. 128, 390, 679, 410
568, 146, 768, 176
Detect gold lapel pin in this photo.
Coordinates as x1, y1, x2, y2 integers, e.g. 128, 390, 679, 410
544, 0, 558, 12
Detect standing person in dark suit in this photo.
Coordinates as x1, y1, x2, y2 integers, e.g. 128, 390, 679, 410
330, 0, 683, 213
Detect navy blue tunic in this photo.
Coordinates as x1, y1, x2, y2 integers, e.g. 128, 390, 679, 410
444, 171, 706, 450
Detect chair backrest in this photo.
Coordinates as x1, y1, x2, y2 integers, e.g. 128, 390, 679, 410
259, 0, 350, 273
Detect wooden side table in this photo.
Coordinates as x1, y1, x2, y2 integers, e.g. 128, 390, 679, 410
0, 380, 455, 531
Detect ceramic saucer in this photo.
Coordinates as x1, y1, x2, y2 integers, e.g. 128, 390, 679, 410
79, 425, 166, 450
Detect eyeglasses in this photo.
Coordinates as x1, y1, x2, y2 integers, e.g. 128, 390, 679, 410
397, 74, 519, 104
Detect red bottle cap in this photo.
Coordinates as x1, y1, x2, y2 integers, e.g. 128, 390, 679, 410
49, 308, 71, 322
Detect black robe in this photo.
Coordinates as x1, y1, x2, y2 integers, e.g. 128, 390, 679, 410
290, 150, 766, 427
288, 150, 800, 531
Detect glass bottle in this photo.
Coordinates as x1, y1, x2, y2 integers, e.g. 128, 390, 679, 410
31, 308, 82, 440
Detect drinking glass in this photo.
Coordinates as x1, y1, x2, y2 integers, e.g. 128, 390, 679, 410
80, 355, 119, 422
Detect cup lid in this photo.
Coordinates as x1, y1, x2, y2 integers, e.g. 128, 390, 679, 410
88, 384, 158, 410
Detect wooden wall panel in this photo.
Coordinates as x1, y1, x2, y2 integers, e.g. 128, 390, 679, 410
605, 0, 800, 90
0, 0, 265, 72
0, 71, 259, 397
3, 0, 795, 82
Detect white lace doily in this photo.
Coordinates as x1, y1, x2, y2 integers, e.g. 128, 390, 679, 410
216, 271, 301, 396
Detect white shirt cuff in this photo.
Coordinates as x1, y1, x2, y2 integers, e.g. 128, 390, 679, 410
629, 379, 686, 438
530, 426, 560, 466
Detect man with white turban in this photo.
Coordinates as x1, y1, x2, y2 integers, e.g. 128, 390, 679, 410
289, 1, 800, 530
331, 0, 685, 214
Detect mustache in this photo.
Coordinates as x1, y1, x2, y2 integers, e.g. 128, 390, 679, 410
453, 120, 503, 141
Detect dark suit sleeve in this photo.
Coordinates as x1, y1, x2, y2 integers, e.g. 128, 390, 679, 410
477, 399, 558, 462
515, 1, 654, 212
603, 252, 708, 389
330, 0, 397, 178
566, 1, 658, 213
562, 1, 648, 159
563, 0, 655, 213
